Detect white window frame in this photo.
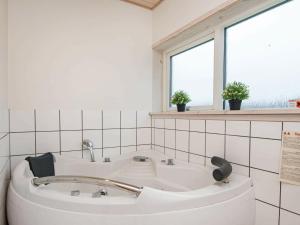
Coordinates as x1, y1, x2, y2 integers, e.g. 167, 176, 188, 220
162, 0, 289, 112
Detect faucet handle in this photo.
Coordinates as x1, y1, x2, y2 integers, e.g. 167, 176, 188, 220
167, 158, 175, 165
83, 139, 94, 148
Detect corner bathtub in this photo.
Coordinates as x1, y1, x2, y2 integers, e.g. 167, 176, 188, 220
7, 150, 255, 225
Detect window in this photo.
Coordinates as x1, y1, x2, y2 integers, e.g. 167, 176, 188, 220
225, 0, 300, 108
169, 39, 214, 108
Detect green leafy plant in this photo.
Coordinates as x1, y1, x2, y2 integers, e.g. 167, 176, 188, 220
171, 90, 191, 105
222, 81, 250, 101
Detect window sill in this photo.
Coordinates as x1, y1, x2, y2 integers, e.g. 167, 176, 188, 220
150, 108, 300, 116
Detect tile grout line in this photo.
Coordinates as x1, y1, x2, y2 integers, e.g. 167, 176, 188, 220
34, 109, 37, 156
224, 120, 227, 159
8, 109, 11, 178
163, 119, 166, 154
150, 115, 153, 149
175, 119, 177, 159
81, 110, 84, 159
58, 110, 62, 155
136, 111, 138, 151
119, 111, 122, 155
204, 120, 207, 166
278, 121, 283, 225
188, 120, 191, 163
101, 110, 104, 158
248, 121, 252, 177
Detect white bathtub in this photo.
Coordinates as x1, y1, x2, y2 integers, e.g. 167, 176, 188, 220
7, 150, 255, 225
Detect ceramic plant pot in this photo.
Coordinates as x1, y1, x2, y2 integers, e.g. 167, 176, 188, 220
228, 99, 242, 110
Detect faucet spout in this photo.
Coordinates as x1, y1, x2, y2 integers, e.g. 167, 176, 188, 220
83, 139, 96, 162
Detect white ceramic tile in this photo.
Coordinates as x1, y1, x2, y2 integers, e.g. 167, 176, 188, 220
206, 134, 225, 158
60, 110, 82, 130
189, 154, 205, 165
176, 131, 189, 151
190, 132, 205, 155
251, 138, 281, 173
83, 110, 102, 129
165, 129, 175, 149
255, 201, 279, 225
10, 154, 33, 170
103, 110, 120, 129
281, 183, 300, 214
10, 132, 35, 155
283, 122, 300, 132
206, 120, 225, 134
165, 119, 175, 130
154, 128, 164, 146
176, 151, 188, 161
83, 130, 102, 148
0, 130, 7, 139
61, 131, 82, 151
251, 121, 282, 139
10, 110, 34, 132
137, 145, 151, 151
251, 169, 280, 206
121, 110, 136, 128
231, 164, 249, 176
154, 119, 164, 128
155, 145, 164, 153
121, 129, 136, 146
137, 128, 151, 145
176, 119, 189, 131
226, 120, 250, 136
280, 209, 300, 225
61, 150, 82, 159
226, 136, 249, 165
103, 147, 120, 158
122, 146, 136, 154
137, 111, 151, 128
0, 135, 9, 157
165, 148, 175, 158
103, 129, 120, 148
189, 120, 205, 132
83, 149, 102, 162
0, 110, 9, 133
36, 132, 60, 154
36, 110, 59, 131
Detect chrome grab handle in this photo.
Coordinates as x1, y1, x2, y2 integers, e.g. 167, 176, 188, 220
32, 175, 143, 196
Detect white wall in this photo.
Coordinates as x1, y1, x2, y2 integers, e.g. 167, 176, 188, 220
0, 0, 8, 109
0, 0, 9, 224
152, 0, 228, 44
8, 0, 152, 110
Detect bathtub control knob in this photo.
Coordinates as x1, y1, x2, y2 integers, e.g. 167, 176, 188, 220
92, 189, 108, 198
71, 190, 80, 196
167, 159, 175, 165
104, 157, 111, 163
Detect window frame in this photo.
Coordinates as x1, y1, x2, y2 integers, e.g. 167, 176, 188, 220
167, 35, 216, 110
163, 32, 224, 111
162, 0, 292, 112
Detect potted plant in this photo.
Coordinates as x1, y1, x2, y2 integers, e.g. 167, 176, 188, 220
171, 90, 191, 112
222, 81, 249, 110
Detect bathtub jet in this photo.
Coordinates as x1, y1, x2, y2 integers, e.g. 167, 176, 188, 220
7, 150, 255, 225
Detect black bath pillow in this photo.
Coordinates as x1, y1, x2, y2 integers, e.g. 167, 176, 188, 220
25, 152, 55, 178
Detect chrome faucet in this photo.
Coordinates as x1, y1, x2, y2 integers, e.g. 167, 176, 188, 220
83, 139, 96, 162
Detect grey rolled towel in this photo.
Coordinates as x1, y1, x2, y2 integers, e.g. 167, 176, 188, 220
25, 152, 55, 178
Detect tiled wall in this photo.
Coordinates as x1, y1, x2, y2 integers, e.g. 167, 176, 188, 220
0, 109, 9, 225
152, 117, 300, 225
9, 110, 152, 170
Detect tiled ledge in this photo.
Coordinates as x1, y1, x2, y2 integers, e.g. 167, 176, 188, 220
150, 109, 300, 122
